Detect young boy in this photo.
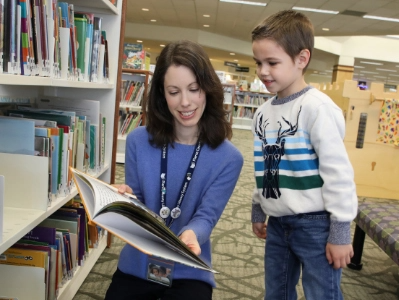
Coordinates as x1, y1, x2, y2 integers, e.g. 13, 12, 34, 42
250, 10, 358, 300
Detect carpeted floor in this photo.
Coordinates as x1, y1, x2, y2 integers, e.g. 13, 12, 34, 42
73, 129, 399, 300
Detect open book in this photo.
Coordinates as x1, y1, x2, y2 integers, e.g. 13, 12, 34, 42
70, 167, 216, 273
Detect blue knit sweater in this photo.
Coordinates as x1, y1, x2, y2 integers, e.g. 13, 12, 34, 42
117, 126, 243, 287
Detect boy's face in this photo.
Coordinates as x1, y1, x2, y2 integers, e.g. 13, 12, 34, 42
252, 38, 309, 99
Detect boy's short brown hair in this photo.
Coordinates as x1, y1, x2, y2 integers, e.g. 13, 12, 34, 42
252, 10, 314, 72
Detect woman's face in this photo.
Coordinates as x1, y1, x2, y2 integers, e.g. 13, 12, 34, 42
163, 65, 206, 136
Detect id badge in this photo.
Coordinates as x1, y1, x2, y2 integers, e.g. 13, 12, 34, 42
147, 257, 174, 287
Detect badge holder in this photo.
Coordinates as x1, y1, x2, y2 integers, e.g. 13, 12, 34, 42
147, 257, 175, 287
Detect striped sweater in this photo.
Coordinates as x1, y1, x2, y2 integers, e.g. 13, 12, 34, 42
251, 86, 358, 244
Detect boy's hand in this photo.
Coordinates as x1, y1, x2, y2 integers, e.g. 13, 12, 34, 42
179, 230, 201, 255
252, 222, 267, 239
325, 243, 354, 269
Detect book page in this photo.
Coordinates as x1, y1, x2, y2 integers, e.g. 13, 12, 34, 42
90, 176, 132, 209
71, 168, 131, 219
94, 212, 215, 273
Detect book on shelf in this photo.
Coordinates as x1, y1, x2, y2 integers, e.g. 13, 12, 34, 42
90, 16, 102, 82
75, 16, 87, 80
0, 1, 110, 80
0, 246, 49, 271
0, 116, 36, 155
122, 43, 145, 70
70, 167, 217, 273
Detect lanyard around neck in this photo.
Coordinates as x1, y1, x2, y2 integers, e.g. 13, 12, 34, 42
160, 141, 202, 227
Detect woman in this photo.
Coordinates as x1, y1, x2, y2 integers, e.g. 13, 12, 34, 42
105, 40, 243, 300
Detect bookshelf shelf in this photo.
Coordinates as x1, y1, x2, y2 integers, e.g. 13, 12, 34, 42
0, 0, 126, 297
0, 74, 114, 89
119, 104, 142, 110
70, 0, 118, 15
0, 165, 109, 255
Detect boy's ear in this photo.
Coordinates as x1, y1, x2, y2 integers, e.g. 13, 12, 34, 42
297, 49, 311, 69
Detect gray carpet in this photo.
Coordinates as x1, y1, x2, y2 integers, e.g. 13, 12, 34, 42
73, 129, 399, 300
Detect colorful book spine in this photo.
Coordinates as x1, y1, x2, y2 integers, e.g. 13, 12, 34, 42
20, 0, 30, 74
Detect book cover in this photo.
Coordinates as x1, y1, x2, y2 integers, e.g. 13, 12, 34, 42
0, 247, 48, 268
0, 0, 4, 73
22, 225, 57, 245
0, 116, 35, 155
122, 43, 144, 69
49, 127, 60, 196
34, 135, 49, 156
6, 108, 73, 127
54, 207, 86, 264
19, 0, 30, 75
74, 17, 87, 78
90, 16, 101, 82
70, 167, 216, 273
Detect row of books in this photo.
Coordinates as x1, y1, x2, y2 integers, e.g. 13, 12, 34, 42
0, 0, 109, 82
234, 106, 256, 119
235, 91, 271, 106
120, 79, 145, 106
0, 96, 106, 203
118, 111, 142, 136
0, 197, 104, 300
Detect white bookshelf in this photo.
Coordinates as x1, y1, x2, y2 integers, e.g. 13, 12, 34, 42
0, 0, 125, 298
116, 69, 152, 163
222, 84, 236, 125
233, 91, 273, 130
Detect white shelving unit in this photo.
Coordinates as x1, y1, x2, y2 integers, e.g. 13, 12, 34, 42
232, 91, 274, 130
223, 84, 236, 125
0, 0, 125, 299
116, 69, 152, 164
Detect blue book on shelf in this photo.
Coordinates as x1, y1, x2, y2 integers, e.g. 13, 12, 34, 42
0, 116, 35, 155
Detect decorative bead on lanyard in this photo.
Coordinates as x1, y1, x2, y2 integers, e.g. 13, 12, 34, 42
160, 141, 202, 228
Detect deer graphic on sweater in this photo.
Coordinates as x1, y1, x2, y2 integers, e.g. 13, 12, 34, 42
255, 107, 302, 199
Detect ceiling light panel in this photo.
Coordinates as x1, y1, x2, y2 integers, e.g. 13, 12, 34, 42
292, 6, 339, 14
360, 71, 379, 74
376, 68, 397, 72
220, 0, 267, 6
360, 61, 383, 65
364, 15, 399, 22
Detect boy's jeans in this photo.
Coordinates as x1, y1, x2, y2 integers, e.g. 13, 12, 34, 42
264, 211, 343, 300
